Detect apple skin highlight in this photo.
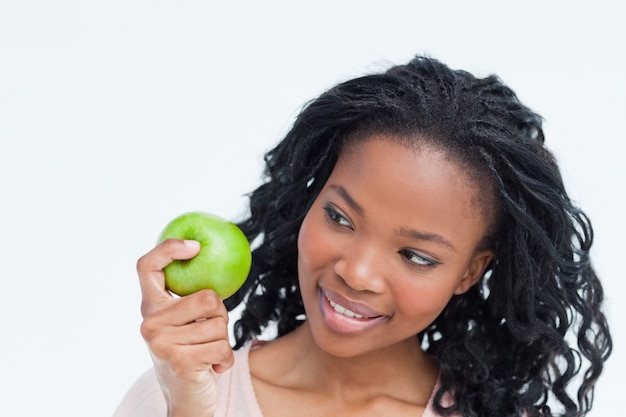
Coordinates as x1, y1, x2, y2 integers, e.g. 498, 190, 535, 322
158, 212, 252, 299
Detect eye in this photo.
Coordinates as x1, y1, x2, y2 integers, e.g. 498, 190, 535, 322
323, 204, 352, 228
399, 249, 438, 268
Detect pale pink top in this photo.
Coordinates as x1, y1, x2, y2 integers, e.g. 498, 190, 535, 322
113, 342, 453, 417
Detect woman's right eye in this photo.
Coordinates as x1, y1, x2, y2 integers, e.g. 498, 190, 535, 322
323, 205, 352, 228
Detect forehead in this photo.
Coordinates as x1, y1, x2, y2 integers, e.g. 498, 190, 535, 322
337, 136, 478, 207
341, 132, 494, 209
328, 135, 490, 246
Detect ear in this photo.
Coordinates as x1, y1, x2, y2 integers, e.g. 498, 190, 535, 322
454, 249, 494, 295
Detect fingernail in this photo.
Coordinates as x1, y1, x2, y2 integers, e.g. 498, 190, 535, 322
183, 240, 201, 250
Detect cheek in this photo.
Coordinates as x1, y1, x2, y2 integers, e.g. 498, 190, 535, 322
297, 211, 325, 277
297, 208, 341, 282
391, 271, 464, 319
296, 212, 313, 266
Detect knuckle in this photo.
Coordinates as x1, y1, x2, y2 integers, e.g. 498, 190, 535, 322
195, 290, 223, 312
136, 254, 149, 273
212, 315, 229, 331
196, 289, 218, 305
139, 317, 158, 341
136, 239, 180, 273
199, 316, 228, 339
213, 340, 234, 363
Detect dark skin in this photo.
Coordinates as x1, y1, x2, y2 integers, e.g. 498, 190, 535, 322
249, 323, 438, 416
137, 135, 494, 416
249, 136, 494, 416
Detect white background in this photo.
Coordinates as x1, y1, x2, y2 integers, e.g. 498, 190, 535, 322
1, 1, 624, 416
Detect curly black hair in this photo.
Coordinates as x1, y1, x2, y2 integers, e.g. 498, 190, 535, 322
225, 56, 612, 416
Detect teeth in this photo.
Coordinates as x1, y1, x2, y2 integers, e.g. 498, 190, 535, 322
329, 300, 365, 319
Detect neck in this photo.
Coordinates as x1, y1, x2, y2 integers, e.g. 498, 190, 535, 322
275, 322, 438, 397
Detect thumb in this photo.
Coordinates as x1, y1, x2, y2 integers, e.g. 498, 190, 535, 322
137, 239, 201, 311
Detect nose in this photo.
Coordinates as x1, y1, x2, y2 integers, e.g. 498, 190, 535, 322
334, 238, 386, 293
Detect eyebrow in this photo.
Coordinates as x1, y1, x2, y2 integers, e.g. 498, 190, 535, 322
329, 184, 364, 216
398, 228, 457, 252
328, 184, 457, 252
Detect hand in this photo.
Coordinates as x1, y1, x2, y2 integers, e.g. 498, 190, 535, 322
137, 239, 234, 417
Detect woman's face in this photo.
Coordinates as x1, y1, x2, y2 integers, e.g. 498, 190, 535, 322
297, 135, 494, 357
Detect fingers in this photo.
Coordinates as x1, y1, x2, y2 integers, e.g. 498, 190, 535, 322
135, 240, 233, 414
151, 338, 235, 377
141, 289, 228, 333
141, 290, 234, 385
137, 238, 201, 315
145, 316, 234, 377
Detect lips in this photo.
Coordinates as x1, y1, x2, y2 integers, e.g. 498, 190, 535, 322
318, 287, 388, 334
328, 299, 366, 318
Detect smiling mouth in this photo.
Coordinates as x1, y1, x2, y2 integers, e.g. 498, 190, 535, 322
321, 290, 384, 320
328, 299, 367, 319
318, 289, 387, 334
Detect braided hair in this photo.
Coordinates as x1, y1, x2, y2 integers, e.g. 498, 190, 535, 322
225, 56, 612, 416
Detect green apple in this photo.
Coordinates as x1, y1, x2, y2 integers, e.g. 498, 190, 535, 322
157, 211, 252, 299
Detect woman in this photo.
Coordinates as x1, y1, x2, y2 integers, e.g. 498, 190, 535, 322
115, 56, 612, 416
